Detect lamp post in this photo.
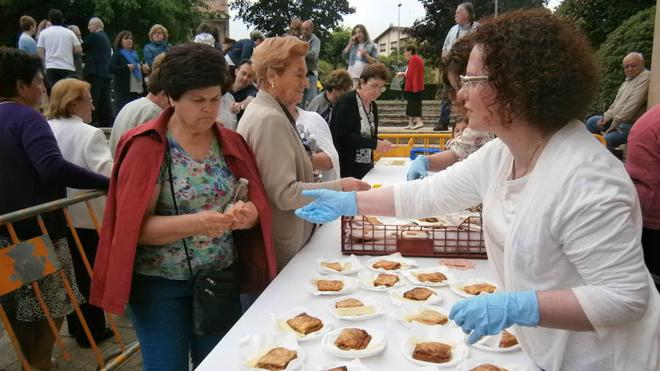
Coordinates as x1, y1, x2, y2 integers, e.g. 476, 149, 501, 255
495, 0, 499, 16
397, 3, 402, 64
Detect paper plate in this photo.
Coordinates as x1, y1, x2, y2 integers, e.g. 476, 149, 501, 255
401, 267, 455, 287
449, 278, 498, 298
273, 308, 332, 342
401, 336, 468, 368
470, 329, 521, 353
389, 286, 443, 306
321, 327, 386, 359
316, 256, 361, 276
328, 295, 385, 321
393, 304, 453, 329
366, 256, 417, 273
308, 275, 358, 296
357, 270, 404, 292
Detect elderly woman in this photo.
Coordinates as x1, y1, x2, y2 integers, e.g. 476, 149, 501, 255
90, 43, 275, 370
343, 24, 379, 88
0, 47, 108, 370
109, 30, 150, 113
143, 24, 171, 67
331, 62, 394, 179
237, 36, 369, 269
306, 69, 352, 123
46, 78, 114, 347
407, 37, 495, 180
297, 9, 660, 370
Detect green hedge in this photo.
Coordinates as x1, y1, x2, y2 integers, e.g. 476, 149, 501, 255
592, 6, 654, 114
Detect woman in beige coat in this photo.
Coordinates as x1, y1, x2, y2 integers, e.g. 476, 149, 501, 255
237, 36, 369, 269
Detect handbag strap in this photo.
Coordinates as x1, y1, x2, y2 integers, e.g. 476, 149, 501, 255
166, 142, 195, 279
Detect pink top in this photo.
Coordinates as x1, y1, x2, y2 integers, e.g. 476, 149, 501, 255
625, 103, 660, 229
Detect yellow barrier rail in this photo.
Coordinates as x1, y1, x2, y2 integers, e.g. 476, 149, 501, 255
375, 133, 453, 160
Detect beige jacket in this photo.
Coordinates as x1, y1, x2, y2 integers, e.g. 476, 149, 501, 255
603, 69, 650, 126
238, 91, 342, 269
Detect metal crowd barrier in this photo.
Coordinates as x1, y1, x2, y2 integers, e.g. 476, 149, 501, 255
0, 191, 140, 370
375, 133, 453, 161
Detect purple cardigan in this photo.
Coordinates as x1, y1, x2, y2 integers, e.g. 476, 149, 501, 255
0, 101, 108, 240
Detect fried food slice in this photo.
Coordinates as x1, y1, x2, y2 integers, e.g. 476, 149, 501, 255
321, 262, 343, 271
335, 298, 363, 308
411, 309, 448, 325
403, 287, 434, 301
286, 312, 323, 335
325, 367, 348, 371
334, 328, 372, 350
317, 280, 343, 291
255, 347, 297, 370
372, 260, 401, 270
417, 272, 448, 283
470, 364, 508, 371
373, 273, 399, 287
412, 342, 451, 363
499, 330, 518, 348
463, 283, 496, 295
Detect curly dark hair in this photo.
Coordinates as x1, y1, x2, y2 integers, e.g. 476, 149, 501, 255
159, 42, 229, 101
441, 36, 474, 92
471, 8, 598, 133
0, 47, 44, 98
324, 69, 352, 92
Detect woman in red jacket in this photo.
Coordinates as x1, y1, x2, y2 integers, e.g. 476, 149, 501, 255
90, 43, 276, 370
398, 44, 425, 130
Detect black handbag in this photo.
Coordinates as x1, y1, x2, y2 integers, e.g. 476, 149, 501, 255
166, 144, 243, 336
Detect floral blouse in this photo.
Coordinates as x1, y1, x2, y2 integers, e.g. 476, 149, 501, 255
134, 133, 237, 280
446, 128, 496, 161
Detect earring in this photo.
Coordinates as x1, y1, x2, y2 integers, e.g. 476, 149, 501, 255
270, 82, 275, 88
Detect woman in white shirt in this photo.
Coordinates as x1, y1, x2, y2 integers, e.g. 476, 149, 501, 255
296, 9, 660, 371
47, 78, 114, 347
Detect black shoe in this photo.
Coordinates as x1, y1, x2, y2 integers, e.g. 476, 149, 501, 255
432, 126, 444, 132
76, 327, 114, 348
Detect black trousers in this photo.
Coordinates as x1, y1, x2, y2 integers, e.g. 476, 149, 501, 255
85, 75, 114, 127
66, 228, 107, 343
642, 228, 660, 292
45, 68, 79, 95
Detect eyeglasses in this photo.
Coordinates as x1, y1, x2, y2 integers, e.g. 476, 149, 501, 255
459, 75, 489, 88
365, 82, 387, 93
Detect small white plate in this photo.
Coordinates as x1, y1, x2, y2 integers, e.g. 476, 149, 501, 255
449, 278, 498, 298
459, 358, 526, 371
389, 286, 442, 306
374, 216, 414, 226
401, 336, 468, 368
470, 329, 521, 353
357, 270, 404, 292
243, 345, 306, 371
308, 276, 358, 296
328, 296, 385, 321
393, 304, 453, 329
316, 257, 360, 276
273, 308, 332, 342
401, 267, 455, 287
321, 327, 386, 359
315, 359, 373, 371
366, 256, 417, 273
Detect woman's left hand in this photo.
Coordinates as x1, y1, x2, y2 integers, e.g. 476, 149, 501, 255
141, 63, 151, 75
228, 201, 259, 230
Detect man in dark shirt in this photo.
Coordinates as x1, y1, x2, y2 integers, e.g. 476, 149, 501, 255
227, 31, 264, 65
83, 17, 113, 127
230, 60, 258, 121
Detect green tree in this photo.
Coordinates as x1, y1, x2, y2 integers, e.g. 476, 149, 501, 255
555, 0, 655, 49
591, 6, 654, 114
230, 0, 355, 40
319, 26, 351, 68
409, 0, 547, 64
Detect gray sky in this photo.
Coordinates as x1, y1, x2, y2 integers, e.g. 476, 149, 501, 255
229, 0, 563, 40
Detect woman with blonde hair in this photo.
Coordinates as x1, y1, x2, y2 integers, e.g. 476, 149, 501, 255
47, 78, 114, 347
143, 24, 171, 67
237, 36, 369, 269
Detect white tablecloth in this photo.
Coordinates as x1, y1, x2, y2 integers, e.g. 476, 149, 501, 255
197, 159, 541, 371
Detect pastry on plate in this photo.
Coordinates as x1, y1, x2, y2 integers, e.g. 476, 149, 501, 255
499, 330, 518, 348
286, 312, 323, 335
325, 367, 348, 371
321, 262, 344, 272
334, 328, 372, 350
403, 287, 434, 301
318, 280, 344, 291
417, 272, 447, 283
470, 364, 508, 371
335, 298, 363, 308
372, 260, 401, 270
463, 283, 496, 295
412, 342, 452, 363
418, 217, 439, 223
373, 273, 399, 287
255, 347, 297, 370
411, 309, 448, 325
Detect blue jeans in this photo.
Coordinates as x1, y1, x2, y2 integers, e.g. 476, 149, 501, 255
128, 274, 225, 371
585, 115, 632, 150
303, 73, 318, 109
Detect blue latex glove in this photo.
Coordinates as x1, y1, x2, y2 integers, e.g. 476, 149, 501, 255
449, 291, 539, 344
407, 155, 429, 180
295, 189, 358, 224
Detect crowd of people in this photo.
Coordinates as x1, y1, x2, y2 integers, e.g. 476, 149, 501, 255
1, 4, 659, 371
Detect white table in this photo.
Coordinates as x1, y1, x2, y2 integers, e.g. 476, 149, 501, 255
198, 159, 540, 370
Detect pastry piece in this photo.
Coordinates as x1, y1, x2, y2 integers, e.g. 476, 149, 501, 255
372, 260, 401, 270
470, 364, 508, 371
334, 328, 372, 350
325, 367, 348, 371
321, 262, 344, 271
255, 347, 297, 370
403, 287, 434, 301
335, 298, 363, 308
499, 330, 518, 348
318, 280, 344, 291
412, 342, 452, 363
373, 273, 399, 287
411, 309, 448, 325
286, 312, 323, 335
419, 217, 439, 223
417, 272, 447, 283
463, 283, 496, 295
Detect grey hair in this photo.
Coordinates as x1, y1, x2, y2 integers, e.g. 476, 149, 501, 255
89, 17, 104, 30
625, 52, 644, 63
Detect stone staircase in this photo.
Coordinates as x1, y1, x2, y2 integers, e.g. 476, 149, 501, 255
376, 100, 444, 133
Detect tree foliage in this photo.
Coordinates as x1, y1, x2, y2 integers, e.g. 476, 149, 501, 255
591, 6, 654, 114
319, 26, 351, 69
0, 0, 209, 49
555, 0, 655, 49
230, 0, 355, 41
409, 0, 547, 64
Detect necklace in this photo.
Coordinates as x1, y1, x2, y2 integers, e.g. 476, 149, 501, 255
512, 137, 545, 179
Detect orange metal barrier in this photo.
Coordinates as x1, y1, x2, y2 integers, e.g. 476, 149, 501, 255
0, 191, 139, 370
375, 133, 453, 161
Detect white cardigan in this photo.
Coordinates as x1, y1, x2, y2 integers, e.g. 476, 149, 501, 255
49, 116, 113, 229
394, 121, 660, 370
